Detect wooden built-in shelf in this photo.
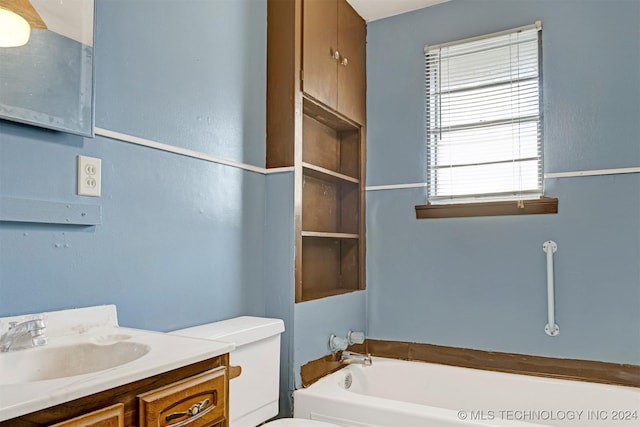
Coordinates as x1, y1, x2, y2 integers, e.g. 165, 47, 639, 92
302, 96, 359, 132
299, 94, 364, 303
303, 162, 359, 184
302, 116, 359, 180
302, 173, 359, 235
301, 236, 359, 302
302, 231, 359, 239
267, 0, 366, 303
300, 288, 361, 302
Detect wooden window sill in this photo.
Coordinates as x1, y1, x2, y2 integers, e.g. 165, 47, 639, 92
415, 197, 558, 219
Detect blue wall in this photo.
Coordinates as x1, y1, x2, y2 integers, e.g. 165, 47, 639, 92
366, 0, 640, 364
0, 0, 268, 331
264, 171, 295, 416
97, 0, 266, 166
294, 291, 367, 386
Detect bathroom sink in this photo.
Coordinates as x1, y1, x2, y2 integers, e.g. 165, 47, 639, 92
0, 307, 234, 422
0, 338, 150, 384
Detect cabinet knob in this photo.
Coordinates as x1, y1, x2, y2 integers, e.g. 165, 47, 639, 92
333, 50, 340, 60
341, 57, 349, 66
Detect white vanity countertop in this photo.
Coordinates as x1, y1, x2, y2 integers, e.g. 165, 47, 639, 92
0, 305, 233, 421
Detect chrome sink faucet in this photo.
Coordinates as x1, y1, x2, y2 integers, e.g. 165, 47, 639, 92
0, 318, 47, 352
341, 351, 372, 366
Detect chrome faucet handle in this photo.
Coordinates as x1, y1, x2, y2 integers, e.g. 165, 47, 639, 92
28, 319, 47, 344
329, 334, 348, 352
347, 330, 365, 345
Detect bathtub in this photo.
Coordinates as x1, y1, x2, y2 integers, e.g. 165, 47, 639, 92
293, 357, 639, 427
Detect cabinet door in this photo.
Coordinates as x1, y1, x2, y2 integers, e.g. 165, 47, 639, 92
302, 0, 338, 109
138, 367, 226, 427
337, 0, 366, 124
49, 404, 124, 427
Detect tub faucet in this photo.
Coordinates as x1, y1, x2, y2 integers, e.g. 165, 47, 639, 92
0, 318, 47, 352
341, 351, 372, 366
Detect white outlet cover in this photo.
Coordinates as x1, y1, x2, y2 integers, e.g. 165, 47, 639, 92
77, 155, 101, 197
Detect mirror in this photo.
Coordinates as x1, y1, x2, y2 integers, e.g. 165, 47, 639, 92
0, 0, 95, 137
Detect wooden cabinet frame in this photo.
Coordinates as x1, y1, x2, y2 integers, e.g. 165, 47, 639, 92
267, 0, 366, 303
301, 0, 366, 125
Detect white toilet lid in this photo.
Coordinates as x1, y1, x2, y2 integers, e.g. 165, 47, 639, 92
266, 419, 339, 427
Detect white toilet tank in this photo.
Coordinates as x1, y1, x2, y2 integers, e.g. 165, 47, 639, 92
172, 316, 285, 427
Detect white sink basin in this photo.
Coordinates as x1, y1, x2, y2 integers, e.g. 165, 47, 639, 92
0, 306, 234, 422
0, 337, 150, 384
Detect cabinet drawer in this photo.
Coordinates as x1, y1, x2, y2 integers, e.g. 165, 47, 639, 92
138, 367, 226, 427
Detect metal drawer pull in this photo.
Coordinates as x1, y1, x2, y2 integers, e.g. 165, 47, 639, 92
165, 398, 211, 422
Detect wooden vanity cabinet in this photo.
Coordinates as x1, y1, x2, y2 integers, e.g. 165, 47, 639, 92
302, 0, 366, 125
0, 355, 228, 427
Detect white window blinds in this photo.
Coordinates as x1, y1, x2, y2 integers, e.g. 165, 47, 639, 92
425, 22, 543, 204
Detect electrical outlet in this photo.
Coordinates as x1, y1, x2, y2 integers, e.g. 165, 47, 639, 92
77, 155, 101, 197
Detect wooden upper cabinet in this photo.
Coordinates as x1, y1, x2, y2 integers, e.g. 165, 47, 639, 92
302, 0, 366, 125
337, 0, 366, 125
302, 0, 338, 110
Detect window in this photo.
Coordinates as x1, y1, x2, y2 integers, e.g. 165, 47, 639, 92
417, 22, 557, 218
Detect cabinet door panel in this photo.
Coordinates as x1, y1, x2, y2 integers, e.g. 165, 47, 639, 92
138, 367, 226, 427
49, 404, 124, 427
337, 0, 366, 124
302, 0, 338, 109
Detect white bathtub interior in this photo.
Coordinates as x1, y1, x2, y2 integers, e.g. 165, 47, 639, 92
293, 357, 639, 427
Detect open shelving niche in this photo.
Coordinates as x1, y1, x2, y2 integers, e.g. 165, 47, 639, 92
298, 97, 365, 302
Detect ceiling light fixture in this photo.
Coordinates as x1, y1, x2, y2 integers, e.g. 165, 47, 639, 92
0, 0, 47, 48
